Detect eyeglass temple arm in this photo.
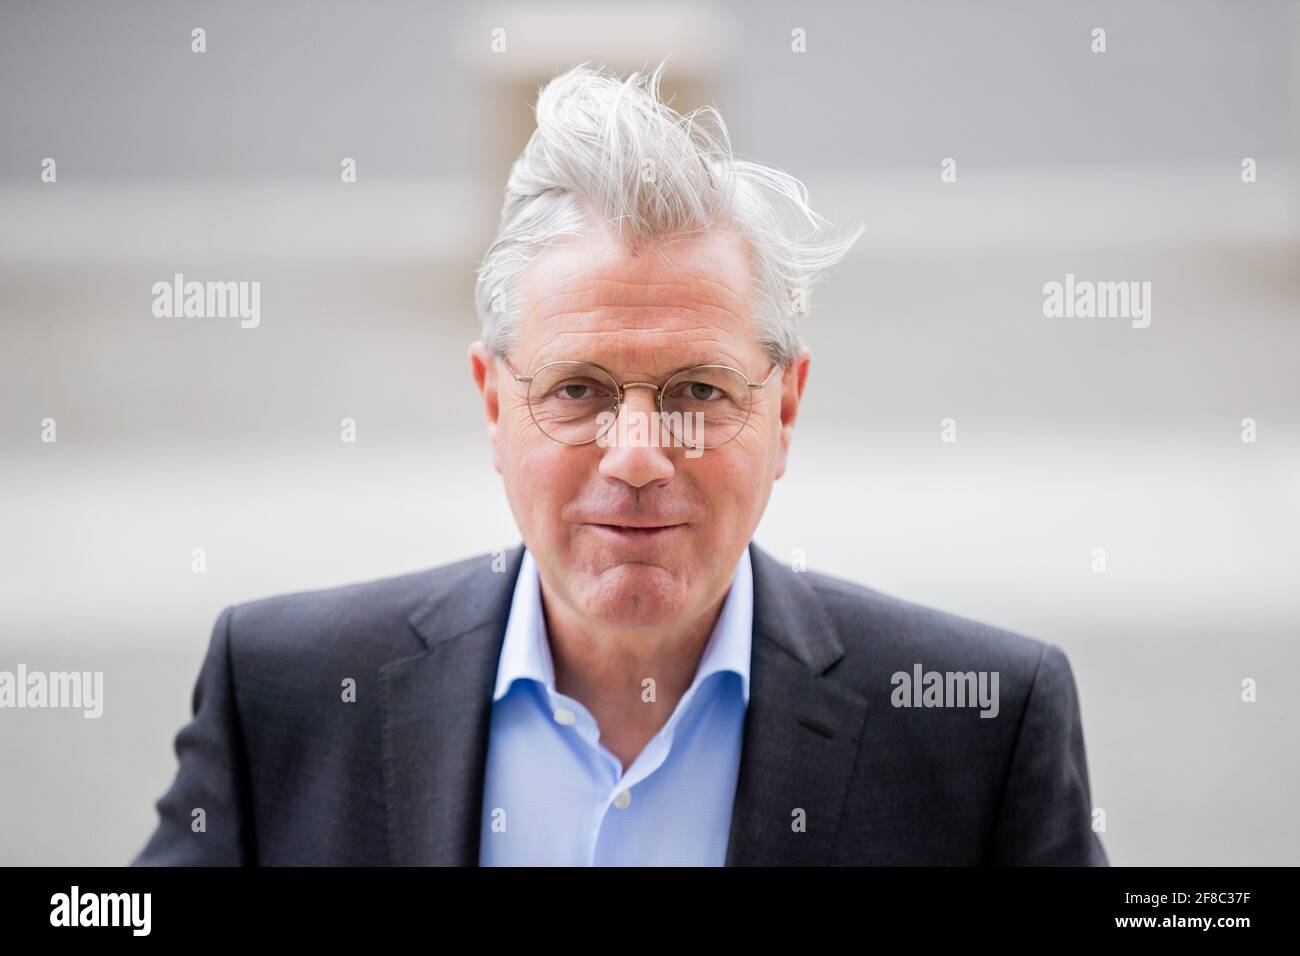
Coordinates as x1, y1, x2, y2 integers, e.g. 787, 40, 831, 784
499, 357, 533, 384
749, 363, 781, 388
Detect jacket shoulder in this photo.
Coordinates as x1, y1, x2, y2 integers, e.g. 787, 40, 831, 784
796, 564, 1054, 686
221, 550, 505, 667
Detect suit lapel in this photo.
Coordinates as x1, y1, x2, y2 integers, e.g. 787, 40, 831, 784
725, 544, 871, 865
381, 546, 523, 866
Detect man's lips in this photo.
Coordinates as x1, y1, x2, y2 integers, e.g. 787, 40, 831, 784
583, 521, 688, 538
582, 520, 691, 541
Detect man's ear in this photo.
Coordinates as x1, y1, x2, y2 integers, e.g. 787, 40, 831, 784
774, 347, 811, 481
468, 340, 503, 473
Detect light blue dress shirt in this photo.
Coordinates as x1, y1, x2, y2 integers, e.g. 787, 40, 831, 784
478, 547, 753, 866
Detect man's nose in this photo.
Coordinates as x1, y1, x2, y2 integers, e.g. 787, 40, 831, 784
597, 385, 675, 489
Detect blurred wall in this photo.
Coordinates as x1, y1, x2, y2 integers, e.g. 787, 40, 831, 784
1, 0, 1298, 865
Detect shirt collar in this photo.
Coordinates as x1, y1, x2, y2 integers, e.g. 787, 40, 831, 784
492, 546, 753, 705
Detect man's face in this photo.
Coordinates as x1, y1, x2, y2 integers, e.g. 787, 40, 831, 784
470, 222, 809, 632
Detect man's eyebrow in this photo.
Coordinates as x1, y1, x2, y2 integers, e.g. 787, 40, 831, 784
525, 355, 751, 379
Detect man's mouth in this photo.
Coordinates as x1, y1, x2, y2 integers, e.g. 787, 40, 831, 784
586, 522, 685, 540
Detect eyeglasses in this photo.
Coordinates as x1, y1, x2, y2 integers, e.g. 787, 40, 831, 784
499, 356, 780, 449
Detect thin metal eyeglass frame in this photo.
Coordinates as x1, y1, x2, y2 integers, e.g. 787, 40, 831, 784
498, 356, 780, 448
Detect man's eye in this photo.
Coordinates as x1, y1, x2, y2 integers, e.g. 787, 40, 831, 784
553, 381, 604, 400
685, 382, 722, 401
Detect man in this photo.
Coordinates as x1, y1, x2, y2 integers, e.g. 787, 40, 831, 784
132, 62, 1107, 866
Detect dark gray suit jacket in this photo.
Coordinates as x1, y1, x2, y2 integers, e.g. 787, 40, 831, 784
131, 542, 1107, 866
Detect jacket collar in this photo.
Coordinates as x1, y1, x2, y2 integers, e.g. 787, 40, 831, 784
380, 541, 868, 865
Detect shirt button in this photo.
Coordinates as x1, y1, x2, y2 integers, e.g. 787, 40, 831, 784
612, 789, 632, 810
553, 707, 577, 726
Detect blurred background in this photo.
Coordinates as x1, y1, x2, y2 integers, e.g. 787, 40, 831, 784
1, 0, 1297, 865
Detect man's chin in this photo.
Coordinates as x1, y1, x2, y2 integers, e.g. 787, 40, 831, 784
575, 562, 690, 629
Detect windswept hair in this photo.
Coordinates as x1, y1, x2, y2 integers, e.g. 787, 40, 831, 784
474, 59, 863, 365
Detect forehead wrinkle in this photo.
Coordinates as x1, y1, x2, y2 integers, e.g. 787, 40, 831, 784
528, 276, 747, 320
526, 243, 751, 296
530, 303, 747, 335
526, 308, 752, 354
529, 326, 755, 376
577, 274, 747, 299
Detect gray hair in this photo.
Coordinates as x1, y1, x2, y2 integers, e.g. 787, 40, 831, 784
474, 59, 863, 366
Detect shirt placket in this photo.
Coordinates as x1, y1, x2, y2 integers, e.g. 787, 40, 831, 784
544, 678, 716, 865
